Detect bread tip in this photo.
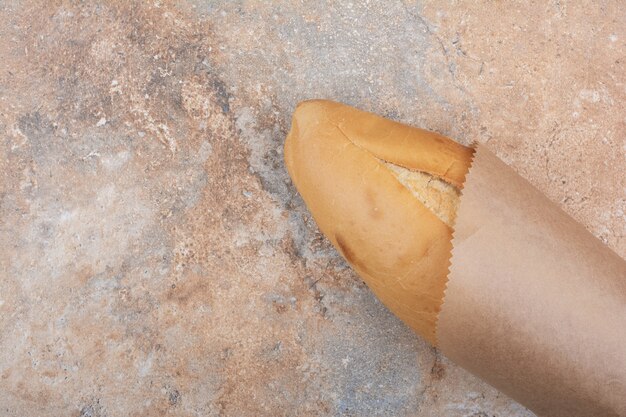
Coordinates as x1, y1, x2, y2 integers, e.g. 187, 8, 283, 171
283, 99, 473, 346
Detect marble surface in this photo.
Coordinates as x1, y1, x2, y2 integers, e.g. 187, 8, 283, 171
1, 1, 624, 416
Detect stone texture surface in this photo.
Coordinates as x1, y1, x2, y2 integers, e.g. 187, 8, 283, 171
0, 1, 623, 416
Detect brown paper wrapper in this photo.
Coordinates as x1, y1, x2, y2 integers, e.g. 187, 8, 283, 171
437, 144, 626, 417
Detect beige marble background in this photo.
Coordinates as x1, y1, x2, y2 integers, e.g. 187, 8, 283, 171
0, 1, 623, 416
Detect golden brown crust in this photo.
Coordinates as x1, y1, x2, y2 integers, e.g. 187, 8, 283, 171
284, 99, 473, 344
325, 100, 473, 188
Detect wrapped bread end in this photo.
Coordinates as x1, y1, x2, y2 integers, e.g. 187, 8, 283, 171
286, 100, 626, 416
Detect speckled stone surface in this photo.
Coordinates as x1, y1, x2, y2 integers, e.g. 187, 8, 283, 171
0, 1, 623, 416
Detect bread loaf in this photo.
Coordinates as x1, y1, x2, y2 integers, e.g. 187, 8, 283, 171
284, 100, 473, 344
